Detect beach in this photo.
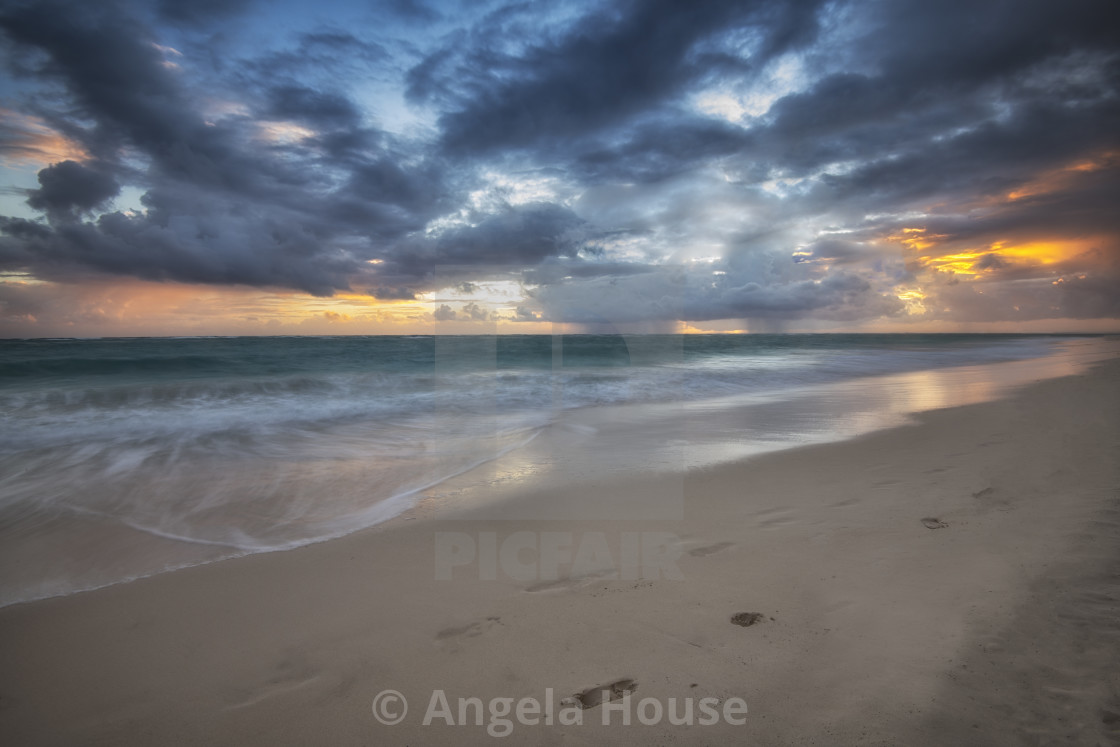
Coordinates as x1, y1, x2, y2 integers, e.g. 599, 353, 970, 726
2, 0, 1119, 742
1, 345, 1118, 745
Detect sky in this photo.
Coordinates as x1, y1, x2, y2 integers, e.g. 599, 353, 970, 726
0, 0, 1118, 337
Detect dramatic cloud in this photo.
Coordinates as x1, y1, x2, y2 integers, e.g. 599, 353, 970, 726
26, 160, 119, 219
156, 0, 255, 26
0, 0, 1118, 334
414, 0, 827, 154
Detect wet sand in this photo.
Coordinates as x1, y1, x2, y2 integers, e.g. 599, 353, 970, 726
1, 357, 1118, 745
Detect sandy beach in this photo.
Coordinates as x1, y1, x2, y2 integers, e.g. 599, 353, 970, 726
2, 356, 1118, 746
2, 0, 1118, 742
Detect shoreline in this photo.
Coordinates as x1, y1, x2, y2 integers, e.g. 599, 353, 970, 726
1, 357, 1118, 744
2, 335, 1114, 610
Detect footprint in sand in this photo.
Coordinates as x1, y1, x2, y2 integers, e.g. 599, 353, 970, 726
921, 517, 949, 529
730, 612, 766, 627
972, 486, 1014, 513
562, 678, 638, 709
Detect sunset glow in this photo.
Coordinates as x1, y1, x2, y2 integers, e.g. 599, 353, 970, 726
0, 110, 89, 166
0, 0, 1117, 337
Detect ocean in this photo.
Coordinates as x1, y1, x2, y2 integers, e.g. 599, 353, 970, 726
0, 333, 1114, 606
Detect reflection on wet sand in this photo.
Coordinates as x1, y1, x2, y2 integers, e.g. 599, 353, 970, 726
418, 337, 1119, 520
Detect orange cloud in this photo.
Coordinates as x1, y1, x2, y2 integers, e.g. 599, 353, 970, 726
888, 227, 948, 251
0, 109, 89, 166
894, 287, 928, 315
1005, 149, 1119, 202
892, 210, 1106, 281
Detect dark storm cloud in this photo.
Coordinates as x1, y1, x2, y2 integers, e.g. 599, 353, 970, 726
267, 85, 362, 129
794, 97, 1120, 219
882, 163, 1120, 258
0, 217, 52, 240
244, 30, 387, 84
0, 208, 359, 295
871, 0, 1120, 90
0, 0, 448, 295
573, 116, 750, 184
382, 202, 586, 284
398, 0, 1117, 326
345, 158, 446, 215
1, 0, 1118, 327
415, 0, 827, 154
791, 6, 1112, 178
26, 160, 120, 218
516, 0, 1120, 202
156, 0, 256, 25
0, 1, 193, 162
371, 285, 416, 301
385, 0, 441, 24
0, 0, 302, 197
436, 203, 584, 265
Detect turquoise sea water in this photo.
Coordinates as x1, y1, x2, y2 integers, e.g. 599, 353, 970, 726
0, 334, 1111, 605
